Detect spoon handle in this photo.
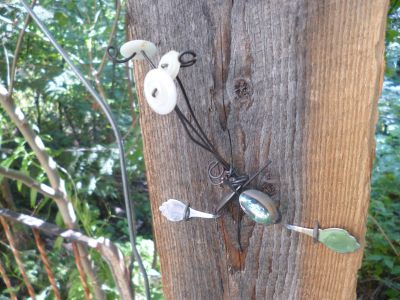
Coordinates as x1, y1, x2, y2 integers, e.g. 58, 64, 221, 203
285, 224, 315, 237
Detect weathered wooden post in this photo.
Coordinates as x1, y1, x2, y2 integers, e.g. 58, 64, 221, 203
127, 1, 388, 298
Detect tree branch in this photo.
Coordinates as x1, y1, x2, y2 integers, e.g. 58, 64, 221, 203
2, 42, 11, 87
0, 86, 106, 300
9, 0, 37, 95
0, 208, 133, 300
0, 87, 66, 202
0, 179, 16, 209
96, 0, 121, 76
0, 166, 64, 201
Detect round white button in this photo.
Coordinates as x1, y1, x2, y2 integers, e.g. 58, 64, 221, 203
158, 51, 180, 79
120, 40, 157, 60
144, 69, 177, 115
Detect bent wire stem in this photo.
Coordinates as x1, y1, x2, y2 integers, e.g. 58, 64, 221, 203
140, 51, 231, 171
19, 1, 150, 299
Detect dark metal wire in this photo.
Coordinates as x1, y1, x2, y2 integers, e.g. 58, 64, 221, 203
178, 50, 197, 67
115, 46, 271, 218
313, 221, 320, 243
140, 50, 231, 170
139, 49, 269, 204
215, 160, 272, 213
175, 76, 230, 169
19, 2, 150, 299
208, 161, 225, 185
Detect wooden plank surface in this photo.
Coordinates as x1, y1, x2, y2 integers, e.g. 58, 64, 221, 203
127, 1, 388, 299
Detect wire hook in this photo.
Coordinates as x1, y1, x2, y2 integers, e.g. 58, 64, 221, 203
178, 50, 197, 67
107, 45, 137, 63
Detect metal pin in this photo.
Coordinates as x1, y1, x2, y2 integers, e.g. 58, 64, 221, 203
285, 224, 360, 254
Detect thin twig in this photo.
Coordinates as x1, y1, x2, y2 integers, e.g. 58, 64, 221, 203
0, 179, 16, 209
151, 239, 158, 269
369, 214, 399, 256
9, 0, 37, 95
32, 229, 61, 300
2, 42, 10, 87
96, 0, 121, 75
0, 258, 17, 300
126, 65, 138, 127
0, 217, 36, 299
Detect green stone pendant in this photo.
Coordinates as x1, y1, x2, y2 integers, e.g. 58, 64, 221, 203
239, 189, 281, 225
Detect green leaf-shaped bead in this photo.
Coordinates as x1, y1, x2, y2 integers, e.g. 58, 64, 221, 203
319, 228, 361, 254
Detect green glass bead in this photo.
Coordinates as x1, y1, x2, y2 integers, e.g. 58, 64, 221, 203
318, 228, 361, 254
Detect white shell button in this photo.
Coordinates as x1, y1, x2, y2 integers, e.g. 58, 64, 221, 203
158, 51, 181, 79
144, 69, 177, 115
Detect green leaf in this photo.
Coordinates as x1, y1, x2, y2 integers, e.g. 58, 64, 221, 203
54, 11, 68, 26
30, 189, 38, 208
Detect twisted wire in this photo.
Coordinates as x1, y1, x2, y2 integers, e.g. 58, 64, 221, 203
32, 229, 61, 300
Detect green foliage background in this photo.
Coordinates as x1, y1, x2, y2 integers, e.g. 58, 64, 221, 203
0, 0, 398, 299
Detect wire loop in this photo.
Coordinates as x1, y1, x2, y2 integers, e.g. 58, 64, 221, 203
107, 46, 137, 63
184, 203, 191, 221
178, 51, 197, 67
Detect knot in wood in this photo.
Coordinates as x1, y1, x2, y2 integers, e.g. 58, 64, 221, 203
234, 79, 252, 98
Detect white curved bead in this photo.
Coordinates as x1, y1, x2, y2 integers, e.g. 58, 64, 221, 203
144, 69, 177, 115
158, 51, 180, 79
120, 40, 157, 60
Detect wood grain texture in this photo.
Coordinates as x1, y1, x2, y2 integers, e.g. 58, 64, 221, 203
126, 1, 388, 299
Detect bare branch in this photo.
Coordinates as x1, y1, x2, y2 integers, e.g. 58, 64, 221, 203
9, 0, 37, 94
0, 166, 64, 201
96, 0, 121, 75
0, 217, 36, 299
0, 87, 66, 203
0, 208, 133, 300
2, 42, 11, 87
88, 38, 108, 101
0, 179, 16, 209
0, 86, 106, 300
